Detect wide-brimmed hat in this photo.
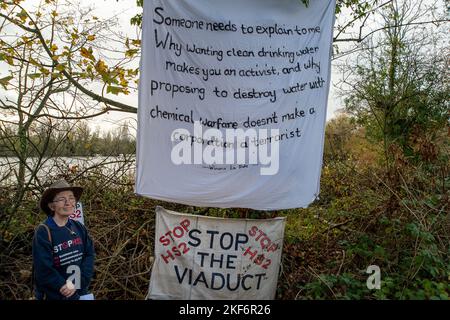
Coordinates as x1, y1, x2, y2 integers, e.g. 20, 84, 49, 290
40, 180, 83, 216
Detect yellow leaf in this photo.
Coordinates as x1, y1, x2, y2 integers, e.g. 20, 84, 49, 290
80, 47, 95, 61
95, 60, 108, 74
87, 35, 95, 41
120, 79, 129, 87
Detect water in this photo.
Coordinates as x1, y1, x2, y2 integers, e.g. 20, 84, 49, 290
0, 155, 136, 187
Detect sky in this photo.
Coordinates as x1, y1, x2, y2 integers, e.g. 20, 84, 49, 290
76, 0, 141, 132
5, 0, 445, 134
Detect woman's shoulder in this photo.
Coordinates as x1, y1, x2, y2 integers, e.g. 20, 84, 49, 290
33, 222, 52, 242
34, 221, 50, 233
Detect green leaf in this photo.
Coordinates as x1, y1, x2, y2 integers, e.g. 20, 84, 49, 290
125, 49, 138, 59
0, 75, 13, 89
106, 86, 124, 95
28, 73, 42, 79
17, 9, 28, 23
55, 64, 66, 72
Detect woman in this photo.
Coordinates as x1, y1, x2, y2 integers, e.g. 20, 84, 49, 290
32, 179, 95, 300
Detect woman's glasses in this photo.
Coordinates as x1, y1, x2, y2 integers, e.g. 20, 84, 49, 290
52, 197, 77, 204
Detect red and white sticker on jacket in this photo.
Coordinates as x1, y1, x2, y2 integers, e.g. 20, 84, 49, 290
69, 202, 84, 225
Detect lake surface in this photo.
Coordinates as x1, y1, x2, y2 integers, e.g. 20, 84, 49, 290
0, 155, 136, 186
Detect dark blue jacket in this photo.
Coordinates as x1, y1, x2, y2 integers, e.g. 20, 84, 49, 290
32, 217, 95, 300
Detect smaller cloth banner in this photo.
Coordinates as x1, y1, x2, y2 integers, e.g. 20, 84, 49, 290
147, 206, 286, 300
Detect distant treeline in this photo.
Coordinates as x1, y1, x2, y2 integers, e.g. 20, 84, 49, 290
0, 121, 136, 157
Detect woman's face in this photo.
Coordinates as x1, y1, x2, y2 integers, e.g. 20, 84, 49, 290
48, 190, 76, 217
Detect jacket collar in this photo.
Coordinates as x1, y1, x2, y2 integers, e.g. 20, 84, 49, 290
45, 216, 73, 229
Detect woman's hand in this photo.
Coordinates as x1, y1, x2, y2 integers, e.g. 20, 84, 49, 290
60, 281, 76, 298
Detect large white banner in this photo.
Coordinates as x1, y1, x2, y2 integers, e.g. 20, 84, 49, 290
136, 0, 336, 210
147, 207, 286, 300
